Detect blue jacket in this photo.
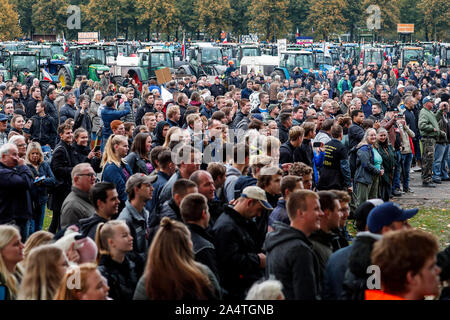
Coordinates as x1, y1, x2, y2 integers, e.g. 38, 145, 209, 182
146, 170, 171, 213
269, 199, 289, 227
361, 100, 372, 119
354, 144, 381, 185
59, 104, 77, 124
322, 245, 353, 300
102, 162, 133, 203
27, 161, 56, 206
0, 163, 33, 223
101, 103, 131, 150
241, 88, 253, 100
313, 149, 325, 184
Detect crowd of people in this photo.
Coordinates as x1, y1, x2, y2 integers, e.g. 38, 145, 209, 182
0, 57, 449, 301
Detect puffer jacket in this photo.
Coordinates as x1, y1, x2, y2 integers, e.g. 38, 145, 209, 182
354, 144, 382, 185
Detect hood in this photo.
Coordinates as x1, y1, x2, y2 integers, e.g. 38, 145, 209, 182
226, 165, 241, 178
154, 121, 169, 144
89, 64, 110, 72
264, 221, 309, 252
347, 231, 381, 277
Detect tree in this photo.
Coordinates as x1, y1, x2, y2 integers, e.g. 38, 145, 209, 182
229, 0, 251, 37
32, 0, 68, 35
195, 0, 232, 39
287, 0, 310, 37
248, 0, 291, 42
12, 0, 34, 38
83, 0, 116, 38
418, 0, 450, 41
305, 0, 347, 40
0, 0, 21, 40
175, 0, 198, 38
341, 0, 364, 41
137, 0, 179, 40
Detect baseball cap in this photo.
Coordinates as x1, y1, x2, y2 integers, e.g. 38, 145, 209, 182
251, 114, 264, 122
241, 186, 273, 210
422, 96, 433, 105
125, 173, 157, 194
0, 113, 8, 121
397, 84, 405, 90
367, 202, 418, 233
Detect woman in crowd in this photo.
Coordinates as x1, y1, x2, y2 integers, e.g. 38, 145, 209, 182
125, 132, 153, 174
189, 91, 202, 107
163, 126, 183, 149
133, 217, 221, 300
19, 231, 53, 270
0, 225, 24, 300
25, 142, 56, 232
72, 128, 101, 172
375, 127, 396, 201
18, 245, 68, 300
151, 121, 169, 149
10, 115, 27, 138
96, 220, 144, 300
101, 134, 132, 212
355, 128, 384, 205
89, 90, 103, 143
53, 263, 110, 300
9, 135, 27, 159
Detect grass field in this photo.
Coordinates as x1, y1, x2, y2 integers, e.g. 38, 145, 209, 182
346, 202, 450, 250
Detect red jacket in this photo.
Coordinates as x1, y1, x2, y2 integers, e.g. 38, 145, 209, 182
365, 290, 405, 300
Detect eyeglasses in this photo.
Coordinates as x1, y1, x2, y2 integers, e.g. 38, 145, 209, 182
16, 144, 27, 147
77, 173, 95, 177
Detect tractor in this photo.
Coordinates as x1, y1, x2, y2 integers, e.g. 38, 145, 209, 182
361, 47, 384, 68
271, 50, 315, 80
176, 43, 227, 80
1, 51, 40, 83
111, 47, 174, 91
398, 46, 424, 69
438, 43, 450, 68
58, 45, 110, 87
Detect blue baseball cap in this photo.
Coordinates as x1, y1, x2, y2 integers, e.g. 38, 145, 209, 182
0, 113, 8, 121
422, 96, 433, 105
367, 202, 418, 233
251, 114, 264, 122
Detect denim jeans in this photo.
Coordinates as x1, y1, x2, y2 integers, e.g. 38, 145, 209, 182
401, 153, 413, 190
392, 150, 402, 191
433, 143, 449, 180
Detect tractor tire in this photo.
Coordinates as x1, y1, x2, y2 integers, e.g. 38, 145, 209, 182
58, 68, 71, 88
112, 75, 124, 87
270, 69, 285, 81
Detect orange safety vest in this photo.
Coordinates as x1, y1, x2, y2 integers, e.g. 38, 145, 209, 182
365, 290, 405, 300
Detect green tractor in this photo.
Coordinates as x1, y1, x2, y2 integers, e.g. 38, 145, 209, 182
58, 45, 109, 87
0, 51, 41, 83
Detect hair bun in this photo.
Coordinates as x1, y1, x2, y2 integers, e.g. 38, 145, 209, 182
160, 217, 172, 229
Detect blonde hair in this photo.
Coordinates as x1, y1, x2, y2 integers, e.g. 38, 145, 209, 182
357, 128, 377, 149
25, 142, 45, 165
95, 220, 129, 263
0, 225, 22, 298
53, 263, 98, 300
163, 127, 182, 148
101, 134, 128, 168
22, 231, 53, 267
18, 245, 64, 300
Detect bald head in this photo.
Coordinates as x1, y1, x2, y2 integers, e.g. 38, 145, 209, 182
190, 170, 215, 201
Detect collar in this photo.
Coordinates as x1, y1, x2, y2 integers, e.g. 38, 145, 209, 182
125, 200, 148, 222
71, 186, 91, 202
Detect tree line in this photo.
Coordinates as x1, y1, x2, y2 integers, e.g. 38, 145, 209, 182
1, 0, 448, 42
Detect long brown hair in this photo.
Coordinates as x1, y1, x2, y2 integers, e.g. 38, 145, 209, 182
53, 263, 98, 300
144, 217, 213, 300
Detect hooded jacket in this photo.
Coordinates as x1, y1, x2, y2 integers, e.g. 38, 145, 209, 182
264, 221, 321, 300
78, 213, 108, 240
341, 231, 382, 300
151, 121, 169, 148
29, 114, 57, 149
223, 165, 242, 202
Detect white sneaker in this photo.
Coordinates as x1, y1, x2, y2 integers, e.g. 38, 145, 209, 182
412, 166, 422, 172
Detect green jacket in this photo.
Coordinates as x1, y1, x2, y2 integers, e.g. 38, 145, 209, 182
418, 108, 442, 138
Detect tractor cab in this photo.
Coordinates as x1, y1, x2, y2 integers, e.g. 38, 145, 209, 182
272, 50, 314, 80
361, 47, 384, 68
439, 43, 450, 68
139, 48, 174, 78
177, 43, 226, 78
3, 51, 39, 83
398, 47, 424, 69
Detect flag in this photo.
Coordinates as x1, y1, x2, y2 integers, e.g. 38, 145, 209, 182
296, 28, 299, 37
42, 68, 52, 82
63, 36, 68, 53
182, 32, 186, 60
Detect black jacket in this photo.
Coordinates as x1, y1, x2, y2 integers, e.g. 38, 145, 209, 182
135, 103, 155, 126
280, 141, 296, 164
277, 121, 290, 144
159, 199, 181, 221
309, 229, 341, 278
210, 84, 226, 98
44, 96, 58, 123
187, 223, 220, 282
348, 123, 365, 150
78, 213, 108, 240
151, 121, 168, 148
212, 205, 263, 300
0, 163, 33, 223
294, 138, 313, 167
29, 114, 57, 149
264, 221, 321, 300
72, 143, 101, 173
232, 111, 247, 129
26, 98, 39, 120
98, 253, 144, 300
74, 109, 93, 137
341, 232, 381, 300
124, 152, 151, 175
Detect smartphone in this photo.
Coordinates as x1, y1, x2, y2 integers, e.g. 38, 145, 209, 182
94, 145, 101, 152
34, 176, 46, 184
313, 142, 323, 148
